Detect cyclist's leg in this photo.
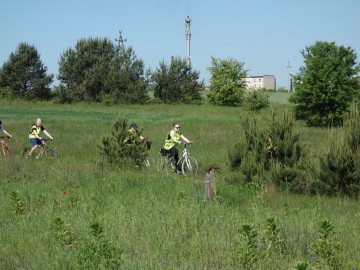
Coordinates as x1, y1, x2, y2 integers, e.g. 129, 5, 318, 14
157, 148, 173, 173
28, 139, 42, 156
170, 147, 181, 172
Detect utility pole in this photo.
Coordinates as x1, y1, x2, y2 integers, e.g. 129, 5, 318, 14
185, 16, 192, 70
115, 30, 127, 51
287, 61, 292, 92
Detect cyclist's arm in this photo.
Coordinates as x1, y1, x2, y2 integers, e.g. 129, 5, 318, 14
3, 129, 12, 138
43, 130, 54, 140
180, 134, 192, 144
139, 135, 145, 141
32, 130, 42, 140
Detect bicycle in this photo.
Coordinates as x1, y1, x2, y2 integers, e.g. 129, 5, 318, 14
157, 142, 199, 176
0, 136, 11, 156
22, 139, 57, 161
142, 140, 156, 170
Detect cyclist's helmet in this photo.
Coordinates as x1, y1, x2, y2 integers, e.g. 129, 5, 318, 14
130, 123, 138, 129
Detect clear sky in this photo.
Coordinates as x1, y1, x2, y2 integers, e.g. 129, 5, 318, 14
1, 0, 359, 89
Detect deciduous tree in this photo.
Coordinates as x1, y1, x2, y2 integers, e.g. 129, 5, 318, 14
290, 41, 360, 126
207, 57, 247, 106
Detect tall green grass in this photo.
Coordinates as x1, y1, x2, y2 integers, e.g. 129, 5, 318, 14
0, 99, 359, 269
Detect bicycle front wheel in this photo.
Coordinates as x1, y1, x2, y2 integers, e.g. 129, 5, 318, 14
43, 147, 58, 161
2, 145, 10, 156
181, 156, 199, 176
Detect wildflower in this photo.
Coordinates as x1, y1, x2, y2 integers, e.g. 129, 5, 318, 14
61, 190, 67, 195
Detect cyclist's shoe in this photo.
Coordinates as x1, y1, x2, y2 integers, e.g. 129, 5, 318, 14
176, 170, 182, 175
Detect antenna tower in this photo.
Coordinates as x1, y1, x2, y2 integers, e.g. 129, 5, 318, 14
115, 30, 127, 50
287, 61, 292, 92
185, 16, 192, 69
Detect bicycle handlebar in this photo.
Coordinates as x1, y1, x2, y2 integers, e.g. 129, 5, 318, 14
0, 136, 11, 139
41, 138, 54, 142
182, 142, 193, 145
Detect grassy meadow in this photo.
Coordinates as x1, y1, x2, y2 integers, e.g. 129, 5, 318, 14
0, 95, 359, 269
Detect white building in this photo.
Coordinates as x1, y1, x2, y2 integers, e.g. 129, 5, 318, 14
243, 75, 276, 90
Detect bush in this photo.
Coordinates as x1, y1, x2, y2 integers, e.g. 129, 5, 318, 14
99, 116, 147, 170
0, 86, 14, 100
229, 112, 304, 191
312, 111, 360, 197
243, 89, 270, 111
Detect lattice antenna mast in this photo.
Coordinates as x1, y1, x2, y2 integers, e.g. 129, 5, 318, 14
185, 16, 192, 69
115, 30, 127, 51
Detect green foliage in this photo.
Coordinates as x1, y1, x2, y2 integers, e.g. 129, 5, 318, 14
1, 100, 360, 268
237, 224, 260, 269
0, 42, 53, 100
58, 38, 148, 103
292, 262, 310, 270
77, 222, 123, 269
104, 47, 149, 104
151, 57, 203, 103
52, 84, 74, 104
229, 112, 304, 191
290, 41, 360, 127
0, 86, 14, 100
207, 56, 247, 106
51, 217, 76, 246
313, 111, 360, 197
310, 220, 342, 269
243, 88, 270, 111
9, 191, 24, 215
264, 217, 285, 255
232, 218, 286, 269
99, 116, 147, 169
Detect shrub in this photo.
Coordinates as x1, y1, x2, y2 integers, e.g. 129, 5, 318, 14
99, 116, 147, 169
243, 89, 270, 111
229, 112, 304, 191
312, 111, 360, 197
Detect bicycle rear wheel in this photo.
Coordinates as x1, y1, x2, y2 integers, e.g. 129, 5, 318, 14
156, 154, 175, 174
143, 155, 155, 170
22, 147, 31, 158
181, 156, 199, 176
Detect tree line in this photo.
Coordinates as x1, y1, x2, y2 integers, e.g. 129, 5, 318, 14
0, 39, 359, 127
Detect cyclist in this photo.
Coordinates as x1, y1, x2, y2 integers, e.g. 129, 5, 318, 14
125, 122, 152, 150
161, 122, 193, 173
0, 120, 13, 138
124, 123, 145, 144
27, 118, 54, 157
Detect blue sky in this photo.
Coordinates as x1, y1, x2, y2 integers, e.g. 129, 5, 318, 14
1, 0, 359, 89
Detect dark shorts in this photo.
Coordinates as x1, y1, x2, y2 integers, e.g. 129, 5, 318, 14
30, 138, 44, 147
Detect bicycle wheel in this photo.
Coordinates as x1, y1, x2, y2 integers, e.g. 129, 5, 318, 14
22, 147, 31, 158
181, 156, 199, 176
156, 154, 175, 174
143, 155, 155, 170
42, 147, 58, 161
2, 145, 10, 156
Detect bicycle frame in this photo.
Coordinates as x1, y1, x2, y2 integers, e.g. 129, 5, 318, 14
176, 144, 190, 166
